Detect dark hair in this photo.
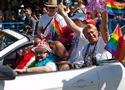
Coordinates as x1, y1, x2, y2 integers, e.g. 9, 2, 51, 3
7, 2, 12, 6
20, 9, 25, 13
42, 6, 47, 10
70, 5, 74, 9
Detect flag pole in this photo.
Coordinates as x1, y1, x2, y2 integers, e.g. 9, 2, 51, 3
98, 48, 113, 61
98, 49, 105, 60
110, 24, 125, 36
120, 25, 125, 40
109, 24, 119, 36
99, 24, 119, 60
120, 25, 125, 30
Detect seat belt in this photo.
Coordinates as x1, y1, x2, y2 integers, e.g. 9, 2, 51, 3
41, 17, 53, 32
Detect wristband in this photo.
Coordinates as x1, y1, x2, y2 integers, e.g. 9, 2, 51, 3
63, 15, 67, 18
26, 68, 28, 73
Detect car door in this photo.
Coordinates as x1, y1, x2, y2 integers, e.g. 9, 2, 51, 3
3, 66, 99, 90
58, 66, 99, 90
96, 60, 125, 90
0, 29, 33, 90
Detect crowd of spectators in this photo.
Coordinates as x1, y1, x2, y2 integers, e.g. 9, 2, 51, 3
0, 0, 92, 34
0, 0, 124, 34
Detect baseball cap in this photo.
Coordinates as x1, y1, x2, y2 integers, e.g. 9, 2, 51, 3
20, 9, 25, 13
86, 19, 96, 26
86, 14, 90, 19
70, 13, 87, 21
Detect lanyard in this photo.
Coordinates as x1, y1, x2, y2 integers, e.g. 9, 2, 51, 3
84, 41, 98, 65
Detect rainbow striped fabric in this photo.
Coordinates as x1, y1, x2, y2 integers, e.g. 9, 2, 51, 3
52, 18, 63, 41
105, 25, 125, 66
107, 0, 125, 16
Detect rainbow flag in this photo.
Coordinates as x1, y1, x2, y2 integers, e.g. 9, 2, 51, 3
104, 25, 125, 66
107, 0, 125, 16
52, 18, 63, 41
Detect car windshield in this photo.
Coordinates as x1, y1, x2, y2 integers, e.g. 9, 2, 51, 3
0, 31, 18, 51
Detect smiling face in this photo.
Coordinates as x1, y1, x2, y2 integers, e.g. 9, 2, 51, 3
83, 24, 98, 45
70, 6, 74, 12
65, 2, 70, 8
35, 47, 49, 62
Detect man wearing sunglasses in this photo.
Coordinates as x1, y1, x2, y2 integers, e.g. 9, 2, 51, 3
14, 40, 57, 74
37, 0, 67, 39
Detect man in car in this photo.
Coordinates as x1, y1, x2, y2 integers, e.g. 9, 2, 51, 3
14, 40, 57, 75
50, 13, 96, 69
58, 3, 112, 67
67, 13, 89, 68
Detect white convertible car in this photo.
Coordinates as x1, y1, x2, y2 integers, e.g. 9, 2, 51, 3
0, 29, 125, 90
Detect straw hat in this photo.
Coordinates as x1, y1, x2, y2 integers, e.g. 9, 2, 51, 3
45, 0, 58, 7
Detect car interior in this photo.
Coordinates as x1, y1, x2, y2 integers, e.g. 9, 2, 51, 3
3, 39, 117, 73
3, 46, 72, 71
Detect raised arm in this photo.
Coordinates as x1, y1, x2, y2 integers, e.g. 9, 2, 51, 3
120, 12, 125, 20
100, 11, 109, 44
58, 3, 81, 36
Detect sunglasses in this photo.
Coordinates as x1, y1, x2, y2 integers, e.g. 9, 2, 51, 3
35, 52, 48, 55
73, 19, 79, 22
48, 7, 56, 9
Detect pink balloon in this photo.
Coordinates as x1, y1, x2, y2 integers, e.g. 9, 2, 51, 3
85, 0, 107, 13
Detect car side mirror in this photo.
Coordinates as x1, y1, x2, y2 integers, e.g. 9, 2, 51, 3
0, 65, 16, 80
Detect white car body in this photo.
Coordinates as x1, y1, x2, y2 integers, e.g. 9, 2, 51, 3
0, 29, 125, 90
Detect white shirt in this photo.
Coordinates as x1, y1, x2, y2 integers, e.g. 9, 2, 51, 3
74, 4, 86, 13
82, 36, 112, 64
65, 9, 70, 14
45, 62, 58, 71
38, 13, 67, 36
68, 28, 88, 66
